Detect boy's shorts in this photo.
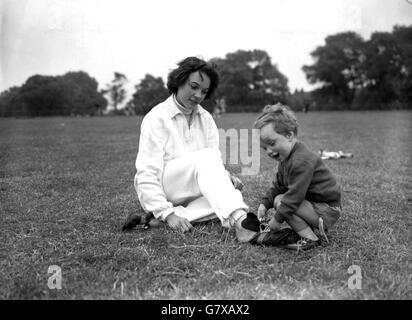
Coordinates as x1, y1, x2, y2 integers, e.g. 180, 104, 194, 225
309, 201, 342, 230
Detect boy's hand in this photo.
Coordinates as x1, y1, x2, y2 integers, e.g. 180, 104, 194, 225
165, 212, 193, 233
257, 204, 268, 221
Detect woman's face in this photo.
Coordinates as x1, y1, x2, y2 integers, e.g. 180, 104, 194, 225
176, 71, 211, 109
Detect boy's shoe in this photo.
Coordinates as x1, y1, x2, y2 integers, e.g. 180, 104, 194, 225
249, 228, 300, 246
284, 238, 320, 251
241, 213, 300, 246
318, 217, 329, 244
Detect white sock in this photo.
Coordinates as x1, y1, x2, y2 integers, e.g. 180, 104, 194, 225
297, 227, 319, 241
231, 209, 247, 228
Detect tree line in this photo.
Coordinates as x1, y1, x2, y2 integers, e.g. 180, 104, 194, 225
0, 71, 107, 117
1, 25, 410, 117
303, 25, 412, 110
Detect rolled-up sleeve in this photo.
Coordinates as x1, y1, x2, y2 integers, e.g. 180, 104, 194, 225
134, 116, 174, 221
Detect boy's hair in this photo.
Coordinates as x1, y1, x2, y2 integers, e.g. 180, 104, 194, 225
167, 56, 220, 100
253, 103, 299, 136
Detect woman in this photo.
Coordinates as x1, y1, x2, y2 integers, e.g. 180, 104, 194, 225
123, 57, 294, 245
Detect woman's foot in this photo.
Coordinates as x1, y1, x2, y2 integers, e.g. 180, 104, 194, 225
234, 214, 258, 242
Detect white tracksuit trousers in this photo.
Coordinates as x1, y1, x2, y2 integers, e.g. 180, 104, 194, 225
162, 148, 248, 228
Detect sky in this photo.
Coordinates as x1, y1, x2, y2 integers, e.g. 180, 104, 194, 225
1, 0, 412, 102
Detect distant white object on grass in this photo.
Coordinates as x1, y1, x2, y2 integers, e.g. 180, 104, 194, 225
319, 149, 354, 160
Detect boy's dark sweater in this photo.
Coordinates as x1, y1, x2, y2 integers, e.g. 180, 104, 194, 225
262, 141, 341, 217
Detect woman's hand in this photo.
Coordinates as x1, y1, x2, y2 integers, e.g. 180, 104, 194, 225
230, 174, 244, 191
257, 204, 268, 221
165, 212, 193, 233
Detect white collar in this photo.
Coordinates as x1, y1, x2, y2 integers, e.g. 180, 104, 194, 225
173, 94, 197, 116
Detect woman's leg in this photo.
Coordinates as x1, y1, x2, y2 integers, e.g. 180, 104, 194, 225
173, 196, 217, 222
162, 148, 250, 231
193, 149, 256, 241
162, 149, 214, 222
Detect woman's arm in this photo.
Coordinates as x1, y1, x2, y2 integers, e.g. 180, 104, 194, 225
134, 116, 174, 221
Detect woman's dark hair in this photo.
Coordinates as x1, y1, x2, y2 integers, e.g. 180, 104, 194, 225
167, 57, 220, 100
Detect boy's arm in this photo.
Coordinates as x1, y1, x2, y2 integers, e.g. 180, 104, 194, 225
276, 159, 314, 217
261, 172, 286, 209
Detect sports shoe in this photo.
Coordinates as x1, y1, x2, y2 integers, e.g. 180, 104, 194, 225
250, 228, 300, 246
284, 238, 320, 251
240, 212, 300, 246
318, 217, 329, 244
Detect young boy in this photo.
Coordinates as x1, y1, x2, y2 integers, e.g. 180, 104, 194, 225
254, 103, 342, 250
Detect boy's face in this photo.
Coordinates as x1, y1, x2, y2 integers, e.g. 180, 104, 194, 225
259, 123, 296, 162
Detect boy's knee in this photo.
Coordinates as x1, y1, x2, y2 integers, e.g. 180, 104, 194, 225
268, 217, 282, 231
274, 209, 292, 222
274, 194, 284, 210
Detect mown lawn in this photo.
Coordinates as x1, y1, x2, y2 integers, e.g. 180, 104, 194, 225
0, 111, 411, 299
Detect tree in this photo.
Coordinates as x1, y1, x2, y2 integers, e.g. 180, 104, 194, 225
16, 75, 67, 116
303, 26, 412, 110
210, 50, 289, 111
392, 25, 412, 105
286, 89, 313, 112
102, 72, 128, 111
357, 31, 404, 108
61, 71, 108, 115
0, 86, 25, 117
0, 71, 107, 116
127, 74, 169, 115
303, 32, 366, 108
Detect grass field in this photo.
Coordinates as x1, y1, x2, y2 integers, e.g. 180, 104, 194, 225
0, 111, 411, 300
